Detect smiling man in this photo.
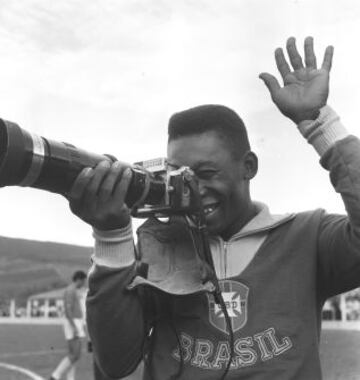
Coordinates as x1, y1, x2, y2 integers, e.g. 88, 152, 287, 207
68, 37, 360, 379
166, 105, 258, 241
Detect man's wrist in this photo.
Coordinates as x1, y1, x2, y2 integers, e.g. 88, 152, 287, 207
293, 108, 320, 124
297, 105, 349, 156
93, 223, 133, 241
92, 214, 131, 231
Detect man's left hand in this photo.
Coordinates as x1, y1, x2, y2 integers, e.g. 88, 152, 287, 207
259, 36, 334, 124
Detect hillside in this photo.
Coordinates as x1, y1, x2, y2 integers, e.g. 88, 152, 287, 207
0, 235, 92, 303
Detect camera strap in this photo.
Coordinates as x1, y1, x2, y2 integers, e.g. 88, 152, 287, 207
131, 166, 152, 210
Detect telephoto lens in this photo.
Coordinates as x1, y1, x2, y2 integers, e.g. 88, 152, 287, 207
0, 119, 166, 208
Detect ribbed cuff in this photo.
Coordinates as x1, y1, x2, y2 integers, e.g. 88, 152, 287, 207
297, 105, 349, 156
92, 223, 135, 268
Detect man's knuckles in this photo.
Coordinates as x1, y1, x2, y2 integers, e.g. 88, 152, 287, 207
95, 160, 111, 171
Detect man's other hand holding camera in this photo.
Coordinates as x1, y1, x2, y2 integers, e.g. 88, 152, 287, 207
68, 160, 133, 231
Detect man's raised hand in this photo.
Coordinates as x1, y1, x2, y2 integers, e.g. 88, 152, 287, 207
259, 36, 334, 124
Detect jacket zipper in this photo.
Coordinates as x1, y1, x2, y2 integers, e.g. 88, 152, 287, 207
213, 237, 229, 279
223, 241, 228, 278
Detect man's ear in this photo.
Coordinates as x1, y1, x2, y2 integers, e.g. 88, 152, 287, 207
243, 151, 258, 180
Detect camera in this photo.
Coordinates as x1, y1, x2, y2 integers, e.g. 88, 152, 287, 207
0, 119, 198, 218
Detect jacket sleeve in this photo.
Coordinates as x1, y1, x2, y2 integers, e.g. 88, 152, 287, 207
298, 106, 360, 299
86, 223, 152, 378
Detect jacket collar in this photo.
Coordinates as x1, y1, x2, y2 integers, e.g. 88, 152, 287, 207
217, 201, 295, 241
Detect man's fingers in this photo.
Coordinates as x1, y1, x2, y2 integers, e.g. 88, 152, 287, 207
286, 37, 304, 70
304, 36, 317, 69
321, 45, 334, 72
67, 160, 133, 229
68, 167, 94, 203
98, 161, 125, 201
85, 160, 111, 199
259, 73, 281, 98
275, 48, 291, 80
113, 167, 133, 206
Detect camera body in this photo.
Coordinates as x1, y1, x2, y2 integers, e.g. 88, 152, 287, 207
132, 158, 195, 217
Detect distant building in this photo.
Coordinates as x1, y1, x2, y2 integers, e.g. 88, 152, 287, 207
27, 288, 67, 318
322, 289, 360, 322
26, 287, 88, 318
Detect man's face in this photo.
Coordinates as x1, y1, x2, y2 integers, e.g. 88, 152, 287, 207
167, 131, 255, 239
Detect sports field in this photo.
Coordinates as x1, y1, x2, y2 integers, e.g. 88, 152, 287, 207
0, 324, 360, 380
0, 324, 142, 380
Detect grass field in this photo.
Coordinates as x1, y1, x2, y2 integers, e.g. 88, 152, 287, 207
0, 324, 360, 380
0, 324, 142, 380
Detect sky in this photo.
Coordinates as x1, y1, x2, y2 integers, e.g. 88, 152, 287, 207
0, 0, 359, 246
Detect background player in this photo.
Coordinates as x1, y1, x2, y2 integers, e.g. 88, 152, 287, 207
50, 270, 87, 380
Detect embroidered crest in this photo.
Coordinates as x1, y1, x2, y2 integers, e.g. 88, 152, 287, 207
207, 280, 249, 334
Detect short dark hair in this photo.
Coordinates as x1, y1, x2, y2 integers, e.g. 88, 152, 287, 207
168, 104, 250, 159
72, 270, 87, 282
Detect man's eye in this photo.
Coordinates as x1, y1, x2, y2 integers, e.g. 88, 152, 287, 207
197, 170, 216, 179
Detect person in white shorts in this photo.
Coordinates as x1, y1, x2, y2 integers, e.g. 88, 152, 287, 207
50, 270, 87, 380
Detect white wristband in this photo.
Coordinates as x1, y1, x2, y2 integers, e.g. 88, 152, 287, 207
92, 223, 135, 268
297, 105, 349, 156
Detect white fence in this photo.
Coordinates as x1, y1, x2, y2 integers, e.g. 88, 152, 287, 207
0, 317, 63, 325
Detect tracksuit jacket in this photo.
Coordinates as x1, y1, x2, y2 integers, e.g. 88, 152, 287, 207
86, 105, 360, 379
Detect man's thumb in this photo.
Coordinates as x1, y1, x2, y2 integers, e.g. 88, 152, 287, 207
259, 73, 280, 98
